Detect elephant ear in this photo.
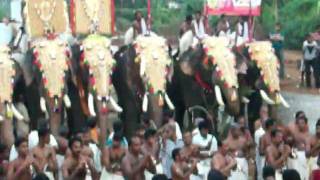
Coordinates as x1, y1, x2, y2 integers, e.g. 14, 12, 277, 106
0, 45, 15, 104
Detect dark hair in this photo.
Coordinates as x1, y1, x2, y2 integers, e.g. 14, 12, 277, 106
282, 169, 301, 180
38, 125, 50, 138
271, 128, 281, 138
32, 173, 49, 180
68, 136, 82, 148
172, 148, 181, 161
295, 111, 305, 119
316, 119, 320, 127
113, 121, 123, 133
128, 135, 140, 147
263, 166, 275, 179
144, 129, 157, 140
80, 126, 90, 134
198, 121, 209, 130
163, 109, 174, 118
113, 132, 122, 142
14, 137, 27, 148
152, 174, 168, 180
186, 15, 193, 22
87, 118, 97, 128
135, 11, 142, 18
265, 119, 275, 129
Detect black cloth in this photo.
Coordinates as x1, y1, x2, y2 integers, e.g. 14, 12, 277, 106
208, 169, 226, 180
304, 59, 320, 88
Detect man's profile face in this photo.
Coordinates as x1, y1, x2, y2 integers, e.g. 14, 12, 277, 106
71, 141, 82, 156
44, 134, 50, 144
274, 132, 283, 145
113, 139, 121, 148
296, 118, 306, 131
18, 142, 29, 156
136, 12, 142, 21
183, 132, 192, 146
200, 128, 208, 138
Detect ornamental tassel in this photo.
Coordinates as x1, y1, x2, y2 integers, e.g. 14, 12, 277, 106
88, 93, 96, 117
0, 115, 4, 122
164, 93, 175, 110
11, 104, 24, 121
140, 57, 146, 77
158, 94, 164, 107
40, 97, 47, 113
109, 96, 123, 113
63, 94, 71, 108
142, 93, 148, 112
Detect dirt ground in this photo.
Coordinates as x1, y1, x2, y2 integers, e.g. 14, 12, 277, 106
282, 50, 320, 95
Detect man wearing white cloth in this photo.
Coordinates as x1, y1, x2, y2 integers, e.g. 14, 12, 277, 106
192, 11, 209, 40
133, 11, 150, 36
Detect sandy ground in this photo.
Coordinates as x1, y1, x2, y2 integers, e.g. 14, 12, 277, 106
282, 50, 320, 94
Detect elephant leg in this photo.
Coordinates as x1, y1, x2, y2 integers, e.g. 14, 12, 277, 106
122, 100, 140, 138
149, 95, 163, 128
0, 119, 14, 147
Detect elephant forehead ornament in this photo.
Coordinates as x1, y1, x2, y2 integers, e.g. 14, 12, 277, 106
0, 45, 24, 121
134, 35, 175, 112
82, 34, 122, 116
202, 37, 239, 104
248, 41, 289, 107
32, 38, 71, 112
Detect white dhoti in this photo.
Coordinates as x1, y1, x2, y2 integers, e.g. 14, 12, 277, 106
144, 163, 163, 180
275, 169, 283, 180
256, 155, 265, 180
197, 158, 211, 180
100, 168, 124, 180
287, 150, 308, 180
228, 157, 248, 180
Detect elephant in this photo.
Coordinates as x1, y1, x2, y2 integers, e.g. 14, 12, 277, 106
168, 33, 241, 134
31, 37, 72, 137
77, 34, 123, 146
113, 35, 174, 137
237, 41, 289, 131
0, 45, 25, 147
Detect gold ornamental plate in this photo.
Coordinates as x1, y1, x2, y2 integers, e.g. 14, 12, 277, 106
0, 45, 15, 104
24, 0, 69, 38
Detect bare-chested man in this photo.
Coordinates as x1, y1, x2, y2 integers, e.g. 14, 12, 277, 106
265, 129, 291, 174
7, 137, 32, 180
141, 129, 160, 161
62, 137, 98, 180
121, 135, 156, 180
260, 119, 276, 157
223, 123, 247, 156
31, 126, 58, 178
101, 133, 126, 177
306, 119, 320, 171
181, 131, 199, 159
211, 141, 237, 178
288, 113, 310, 150
171, 148, 197, 180
133, 11, 149, 36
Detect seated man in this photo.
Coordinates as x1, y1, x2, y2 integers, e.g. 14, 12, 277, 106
192, 11, 208, 40
179, 15, 193, 37
133, 11, 150, 36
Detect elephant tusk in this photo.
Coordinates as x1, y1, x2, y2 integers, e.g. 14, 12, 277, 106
260, 90, 275, 105
164, 93, 175, 110
215, 86, 225, 107
0, 115, 3, 122
40, 97, 47, 113
142, 93, 148, 112
140, 57, 146, 77
88, 93, 96, 117
109, 96, 123, 113
11, 104, 24, 121
158, 94, 164, 107
279, 93, 290, 108
63, 94, 71, 108
241, 96, 250, 104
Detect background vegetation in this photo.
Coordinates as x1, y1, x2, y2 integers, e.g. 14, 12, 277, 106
0, 0, 319, 49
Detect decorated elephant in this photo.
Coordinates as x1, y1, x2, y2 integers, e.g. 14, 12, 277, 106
168, 33, 240, 133
113, 35, 174, 137
31, 37, 71, 137
243, 41, 289, 123
78, 34, 123, 146
0, 45, 25, 147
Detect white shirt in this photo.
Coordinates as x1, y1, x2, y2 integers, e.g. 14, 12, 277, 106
303, 40, 318, 60
9, 131, 58, 161
0, 23, 13, 46
192, 133, 218, 153
237, 21, 249, 42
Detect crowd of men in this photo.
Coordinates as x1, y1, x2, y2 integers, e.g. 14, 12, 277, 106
1, 6, 320, 180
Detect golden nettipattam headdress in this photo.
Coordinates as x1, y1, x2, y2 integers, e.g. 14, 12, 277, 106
32, 38, 69, 98
0, 45, 15, 104
71, 0, 114, 34
202, 36, 239, 89
248, 41, 280, 92
24, 0, 69, 38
